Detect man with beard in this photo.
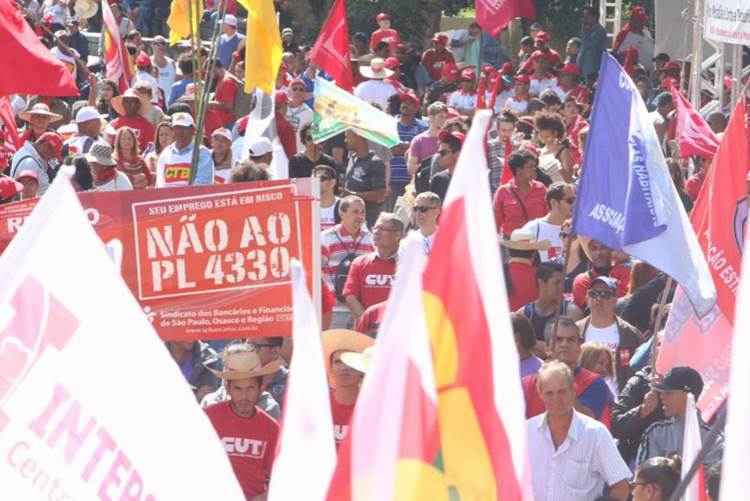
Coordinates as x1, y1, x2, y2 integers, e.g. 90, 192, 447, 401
572, 239, 631, 310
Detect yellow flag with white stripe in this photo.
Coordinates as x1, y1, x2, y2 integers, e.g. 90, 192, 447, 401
240, 0, 282, 94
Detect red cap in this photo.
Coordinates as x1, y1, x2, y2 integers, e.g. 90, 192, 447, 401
534, 31, 550, 43
274, 91, 289, 105
514, 74, 531, 85
500, 62, 514, 75
135, 53, 151, 69
399, 92, 420, 108
0, 177, 23, 201
376, 12, 390, 21
384, 57, 400, 70
560, 63, 581, 75
438, 130, 465, 145
37, 132, 63, 159
432, 34, 449, 46
460, 68, 476, 81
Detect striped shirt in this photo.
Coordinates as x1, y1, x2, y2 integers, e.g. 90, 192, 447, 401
320, 225, 374, 289
391, 117, 428, 186
528, 410, 631, 501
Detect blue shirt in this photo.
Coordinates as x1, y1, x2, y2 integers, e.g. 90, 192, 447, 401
217, 33, 244, 69
391, 117, 428, 186
168, 78, 193, 107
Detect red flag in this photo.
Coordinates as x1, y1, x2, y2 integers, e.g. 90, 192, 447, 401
0, 96, 20, 149
101, 0, 132, 92
0, 1, 78, 96
309, 0, 353, 92
671, 87, 720, 159
476, 0, 535, 37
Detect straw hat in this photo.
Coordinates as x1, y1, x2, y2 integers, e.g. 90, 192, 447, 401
110, 88, 146, 117
322, 329, 375, 385
359, 57, 394, 79
211, 344, 284, 381
340, 346, 375, 374
19, 103, 63, 122
74, 0, 98, 19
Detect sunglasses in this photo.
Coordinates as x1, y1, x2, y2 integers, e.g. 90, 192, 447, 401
413, 205, 436, 213
588, 289, 615, 300
316, 175, 334, 181
291, 86, 306, 92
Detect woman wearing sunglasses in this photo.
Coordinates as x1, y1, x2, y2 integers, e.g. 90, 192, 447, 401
630, 455, 681, 501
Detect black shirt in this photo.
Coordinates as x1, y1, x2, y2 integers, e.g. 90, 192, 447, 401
429, 170, 452, 202
344, 152, 386, 193
288, 152, 336, 179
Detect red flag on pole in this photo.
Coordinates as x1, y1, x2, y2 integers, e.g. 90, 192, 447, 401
0, 97, 20, 149
476, 0, 535, 37
0, 1, 78, 96
309, 0, 354, 92
101, 0, 132, 92
670, 86, 720, 159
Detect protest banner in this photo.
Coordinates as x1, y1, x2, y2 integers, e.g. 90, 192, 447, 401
0, 179, 319, 341
703, 0, 750, 45
0, 176, 245, 500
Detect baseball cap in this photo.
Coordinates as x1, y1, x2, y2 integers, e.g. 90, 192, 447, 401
248, 137, 273, 157
16, 170, 39, 182
514, 74, 531, 85
153, 35, 168, 45
75, 105, 105, 123
0, 177, 23, 201
274, 91, 289, 105
399, 92, 419, 108
652, 366, 704, 397
376, 12, 390, 21
135, 53, 151, 69
37, 132, 63, 159
591, 276, 618, 291
171, 112, 195, 128
222, 14, 238, 27
211, 127, 233, 142
438, 130, 465, 145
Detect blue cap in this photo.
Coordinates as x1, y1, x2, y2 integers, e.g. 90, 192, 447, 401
591, 276, 618, 291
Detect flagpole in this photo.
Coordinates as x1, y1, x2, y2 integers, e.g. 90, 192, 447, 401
667, 403, 726, 501
649, 275, 673, 372
189, 0, 228, 183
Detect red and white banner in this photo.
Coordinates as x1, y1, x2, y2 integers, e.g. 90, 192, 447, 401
0, 180, 318, 341
0, 176, 244, 499
704, 0, 750, 45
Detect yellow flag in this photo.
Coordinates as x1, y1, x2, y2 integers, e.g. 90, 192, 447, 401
167, 0, 201, 45
241, 0, 282, 94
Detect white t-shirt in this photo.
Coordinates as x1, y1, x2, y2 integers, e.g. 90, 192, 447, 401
285, 103, 314, 152
398, 229, 435, 258
152, 56, 176, 103
489, 90, 513, 113
510, 218, 562, 262
92, 171, 133, 192
354, 79, 397, 111
213, 167, 232, 184
447, 91, 477, 112
505, 96, 528, 114
584, 322, 620, 352
530, 76, 559, 97
320, 201, 337, 231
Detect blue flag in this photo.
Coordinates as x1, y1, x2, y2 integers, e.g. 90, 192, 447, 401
573, 54, 716, 317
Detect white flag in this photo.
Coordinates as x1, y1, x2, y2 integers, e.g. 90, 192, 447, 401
268, 261, 336, 501
0, 176, 244, 500
681, 393, 703, 501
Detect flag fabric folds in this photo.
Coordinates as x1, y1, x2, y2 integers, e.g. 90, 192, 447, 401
310, 0, 354, 92
0, 1, 78, 96
657, 98, 748, 418
101, 0, 132, 92
476, 0, 535, 37
0, 175, 245, 499
241, 0, 283, 95
422, 109, 530, 500
670, 86, 720, 159
681, 393, 707, 501
268, 262, 336, 501
167, 0, 201, 45
572, 54, 716, 317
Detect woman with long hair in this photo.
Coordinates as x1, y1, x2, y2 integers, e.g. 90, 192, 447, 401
94, 79, 120, 120
535, 112, 575, 183
113, 127, 152, 189
144, 121, 174, 177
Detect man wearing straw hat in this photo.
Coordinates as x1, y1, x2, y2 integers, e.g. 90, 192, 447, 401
205, 343, 283, 501
353, 57, 398, 111
111, 88, 155, 151
18, 103, 63, 144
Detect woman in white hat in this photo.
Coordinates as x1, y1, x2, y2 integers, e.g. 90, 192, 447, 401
86, 141, 133, 192
322, 329, 375, 447
19, 103, 63, 143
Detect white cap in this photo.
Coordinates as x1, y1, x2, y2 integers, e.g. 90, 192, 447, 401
75, 105, 105, 123
223, 14, 238, 27
171, 112, 195, 128
247, 137, 273, 157
10, 95, 27, 115
211, 127, 233, 142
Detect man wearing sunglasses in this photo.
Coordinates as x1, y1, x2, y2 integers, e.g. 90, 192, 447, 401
577, 276, 642, 391
399, 191, 441, 257
508, 181, 575, 263
285, 78, 314, 152
289, 124, 337, 179
428, 130, 463, 201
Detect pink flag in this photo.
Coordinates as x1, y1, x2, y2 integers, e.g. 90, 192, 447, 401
476, 0, 536, 37
671, 87, 720, 159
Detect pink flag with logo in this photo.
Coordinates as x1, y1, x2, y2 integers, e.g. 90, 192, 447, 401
670, 86, 720, 159
476, 0, 536, 37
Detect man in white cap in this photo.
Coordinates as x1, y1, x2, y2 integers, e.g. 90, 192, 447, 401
151, 36, 176, 104
62, 106, 105, 157
87, 141, 133, 192
205, 343, 282, 501
217, 14, 244, 68
353, 57, 397, 111
156, 112, 214, 187
247, 137, 273, 166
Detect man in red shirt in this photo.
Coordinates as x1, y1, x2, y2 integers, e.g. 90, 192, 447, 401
520, 31, 562, 73
205, 59, 241, 135
111, 88, 155, 151
370, 13, 400, 56
205, 344, 284, 500
343, 212, 402, 324
322, 329, 375, 447
421, 34, 456, 82
493, 150, 549, 238
572, 239, 631, 309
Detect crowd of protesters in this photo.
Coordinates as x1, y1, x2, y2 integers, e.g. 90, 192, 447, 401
1, 1, 743, 500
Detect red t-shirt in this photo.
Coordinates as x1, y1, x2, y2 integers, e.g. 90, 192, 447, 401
354, 300, 386, 337
205, 401, 280, 499
342, 252, 396, 310
519, 49, 562, 74
322, 279, 336, 316
112, 115, 155, 152
508, 260, 539, 311
205, 74, 240, 134
493, 179, 549, 237
421, 48, 455, 82
571, 265, 632, 309
330, 390, 355, 448
370, 28, 401, 55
